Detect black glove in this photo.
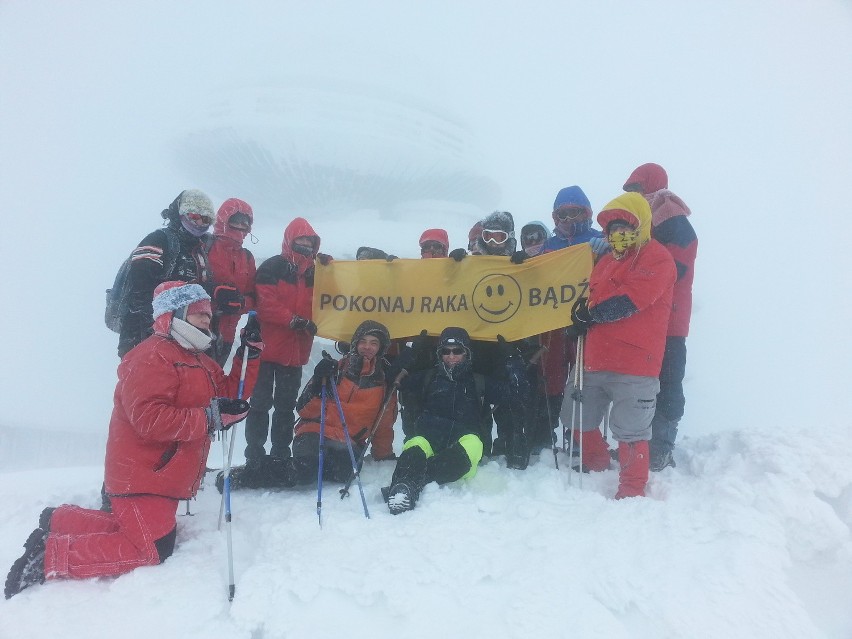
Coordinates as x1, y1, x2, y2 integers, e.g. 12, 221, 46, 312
449, 248, 467, 262
571, 297, 593, 327
335, 341, 351, 355
510, 250, 527, 265
207, 398, 251, 433
410, 329, 429, 354
394, 345, 416, 373
290, 315, 318, 336
213, 285, 244, 315
313, 357, 338, 380
237, 315, 264, 359
317, 253, 333, 266
496, 334, 517, 361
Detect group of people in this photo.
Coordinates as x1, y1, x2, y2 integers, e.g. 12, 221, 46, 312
5, 162, 697, 599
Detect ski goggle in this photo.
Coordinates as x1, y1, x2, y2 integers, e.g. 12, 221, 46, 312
420, 241, 448, 255
440, 347, 465, 356
481, 229, 509, 244
522, 230, 546, 246
228, 212, 252, 231
185, 211, 214, 226
554, 206, 586, 221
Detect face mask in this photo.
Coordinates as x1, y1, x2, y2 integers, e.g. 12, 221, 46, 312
170, 317, 213, 352
608, 228, 640, 257
292, 242, 314, 257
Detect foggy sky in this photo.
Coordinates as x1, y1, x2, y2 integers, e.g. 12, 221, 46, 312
1, 1, 850, 442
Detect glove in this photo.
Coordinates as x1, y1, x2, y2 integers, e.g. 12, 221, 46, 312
588, 237, 611, 255
237, 315, 264, 359
334, 340, 351, 355
410, 329, 429, 354
313, 357, 338, 381
510, 250, 527, 264
207, 398, 250, 433
213, 285, 244, 315
496, 334, 518, 361
394, 345, 416, 372
290, 315, 318, 336
449, 248, 467, 262
571, 297, 593, 327
386, 254, 398, 262
317, 253, 333, 266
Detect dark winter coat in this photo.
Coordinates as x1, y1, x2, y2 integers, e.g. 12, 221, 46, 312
104, 309, 259, 500
255, 217, 319, 366
118, 223, 212, 358
585, 193, 677, 378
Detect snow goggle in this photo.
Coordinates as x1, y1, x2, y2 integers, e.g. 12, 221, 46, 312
522, 230, 546, 245
481, 229, 509, 244
185, 211, 214, 226
228, 212, 252, 231
440, 347, 465, 356
554, 206, 586, 221
420, 241, 448, 255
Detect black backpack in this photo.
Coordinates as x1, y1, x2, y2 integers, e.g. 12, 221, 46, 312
105, 228, 181, 333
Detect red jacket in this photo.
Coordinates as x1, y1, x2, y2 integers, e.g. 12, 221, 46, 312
585, 193, 676, 378
104, 330, 258, 500
296, 357, 397, 459
208, 199, 257, 346
255, 218, 319, 366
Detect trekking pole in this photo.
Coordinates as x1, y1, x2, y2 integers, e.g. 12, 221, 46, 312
576, 335, 585, 489
326, 375, 370, 519
317, 379, 328, 528
340, 369, 407, 499
218, 310, 255, 530
567, 335, 584, 488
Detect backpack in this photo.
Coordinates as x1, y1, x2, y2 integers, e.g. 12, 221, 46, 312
105, 228, 181, 333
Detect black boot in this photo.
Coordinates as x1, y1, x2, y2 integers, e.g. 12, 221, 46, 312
506, 429, 530, 470
5, 527, 48, 599
387, 447, 428, 515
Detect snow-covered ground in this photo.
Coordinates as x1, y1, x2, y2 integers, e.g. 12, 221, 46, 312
3, 421, 851, 639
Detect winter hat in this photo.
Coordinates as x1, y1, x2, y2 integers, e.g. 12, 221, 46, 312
623, 163, 668, 194
152, 281, 211, 320
419, 229, 450, 249
356, 246, 390, 260
436, 326, 472, 358
552, 186, 592, 215
179, 189, 215, 221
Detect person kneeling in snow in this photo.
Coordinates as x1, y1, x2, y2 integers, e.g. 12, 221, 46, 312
563, 193, 675, 499
5, 282, 261, 599
385, 327, 528, 515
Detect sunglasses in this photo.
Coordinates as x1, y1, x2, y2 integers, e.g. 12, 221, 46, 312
440, 347, 465, 356
420, 241, 447, 254
185, 211, 214, 226
481, 229, 509, 244
554, 207, 586, 221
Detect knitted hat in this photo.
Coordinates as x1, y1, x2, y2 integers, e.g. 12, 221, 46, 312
178, 189, 215, 220
437, 326, 472, 357
152, 281, 211, 320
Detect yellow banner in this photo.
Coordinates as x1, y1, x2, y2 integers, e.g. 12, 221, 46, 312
313, 244, 592, 342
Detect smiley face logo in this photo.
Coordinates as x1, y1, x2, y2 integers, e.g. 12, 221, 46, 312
472, 273, 523, 323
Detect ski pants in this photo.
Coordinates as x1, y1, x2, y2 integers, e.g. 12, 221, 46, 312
44, 496, 178, 580
245, 362, 302, 461
290, 432, 363, 484
563, 371, 659, 443
403, 434, 484, 484
652, 337, 687, 451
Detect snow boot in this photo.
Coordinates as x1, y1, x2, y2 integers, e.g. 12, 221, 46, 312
615, 441, 649, 499
5, 527, 48, 599
505, 429, 530, 470
649, 443, 676, 472
572, 429, 611, 472
387, 482, 416, 515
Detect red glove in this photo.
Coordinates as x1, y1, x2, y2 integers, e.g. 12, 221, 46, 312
207, 398, 250, 433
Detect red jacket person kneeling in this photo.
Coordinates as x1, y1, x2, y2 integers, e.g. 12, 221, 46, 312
5, 281, 261, 599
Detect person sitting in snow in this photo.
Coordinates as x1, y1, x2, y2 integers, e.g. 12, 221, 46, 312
563, 192, 676, 499
385, 327, 528, 515
5, 281, 262, 599
221, 320, 399, 491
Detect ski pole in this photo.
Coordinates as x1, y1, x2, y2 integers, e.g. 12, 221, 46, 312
567, 335, 584, 487
340, 369, 407, 499
317, 379, 328, 528
218, 311, 255, 530
327, 376, 370, 519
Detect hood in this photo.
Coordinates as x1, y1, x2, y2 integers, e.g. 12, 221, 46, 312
646, 189, 691, 227
281, 217, 320, 272
551, 186, 593, 240
597, 192, 653, 247
467, 221, 483, 253
552, 186, 592, 217
623, 163, 668, 194
214, 198, 254, 243
349, 320, 391, 359
520, 221, 550, 255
